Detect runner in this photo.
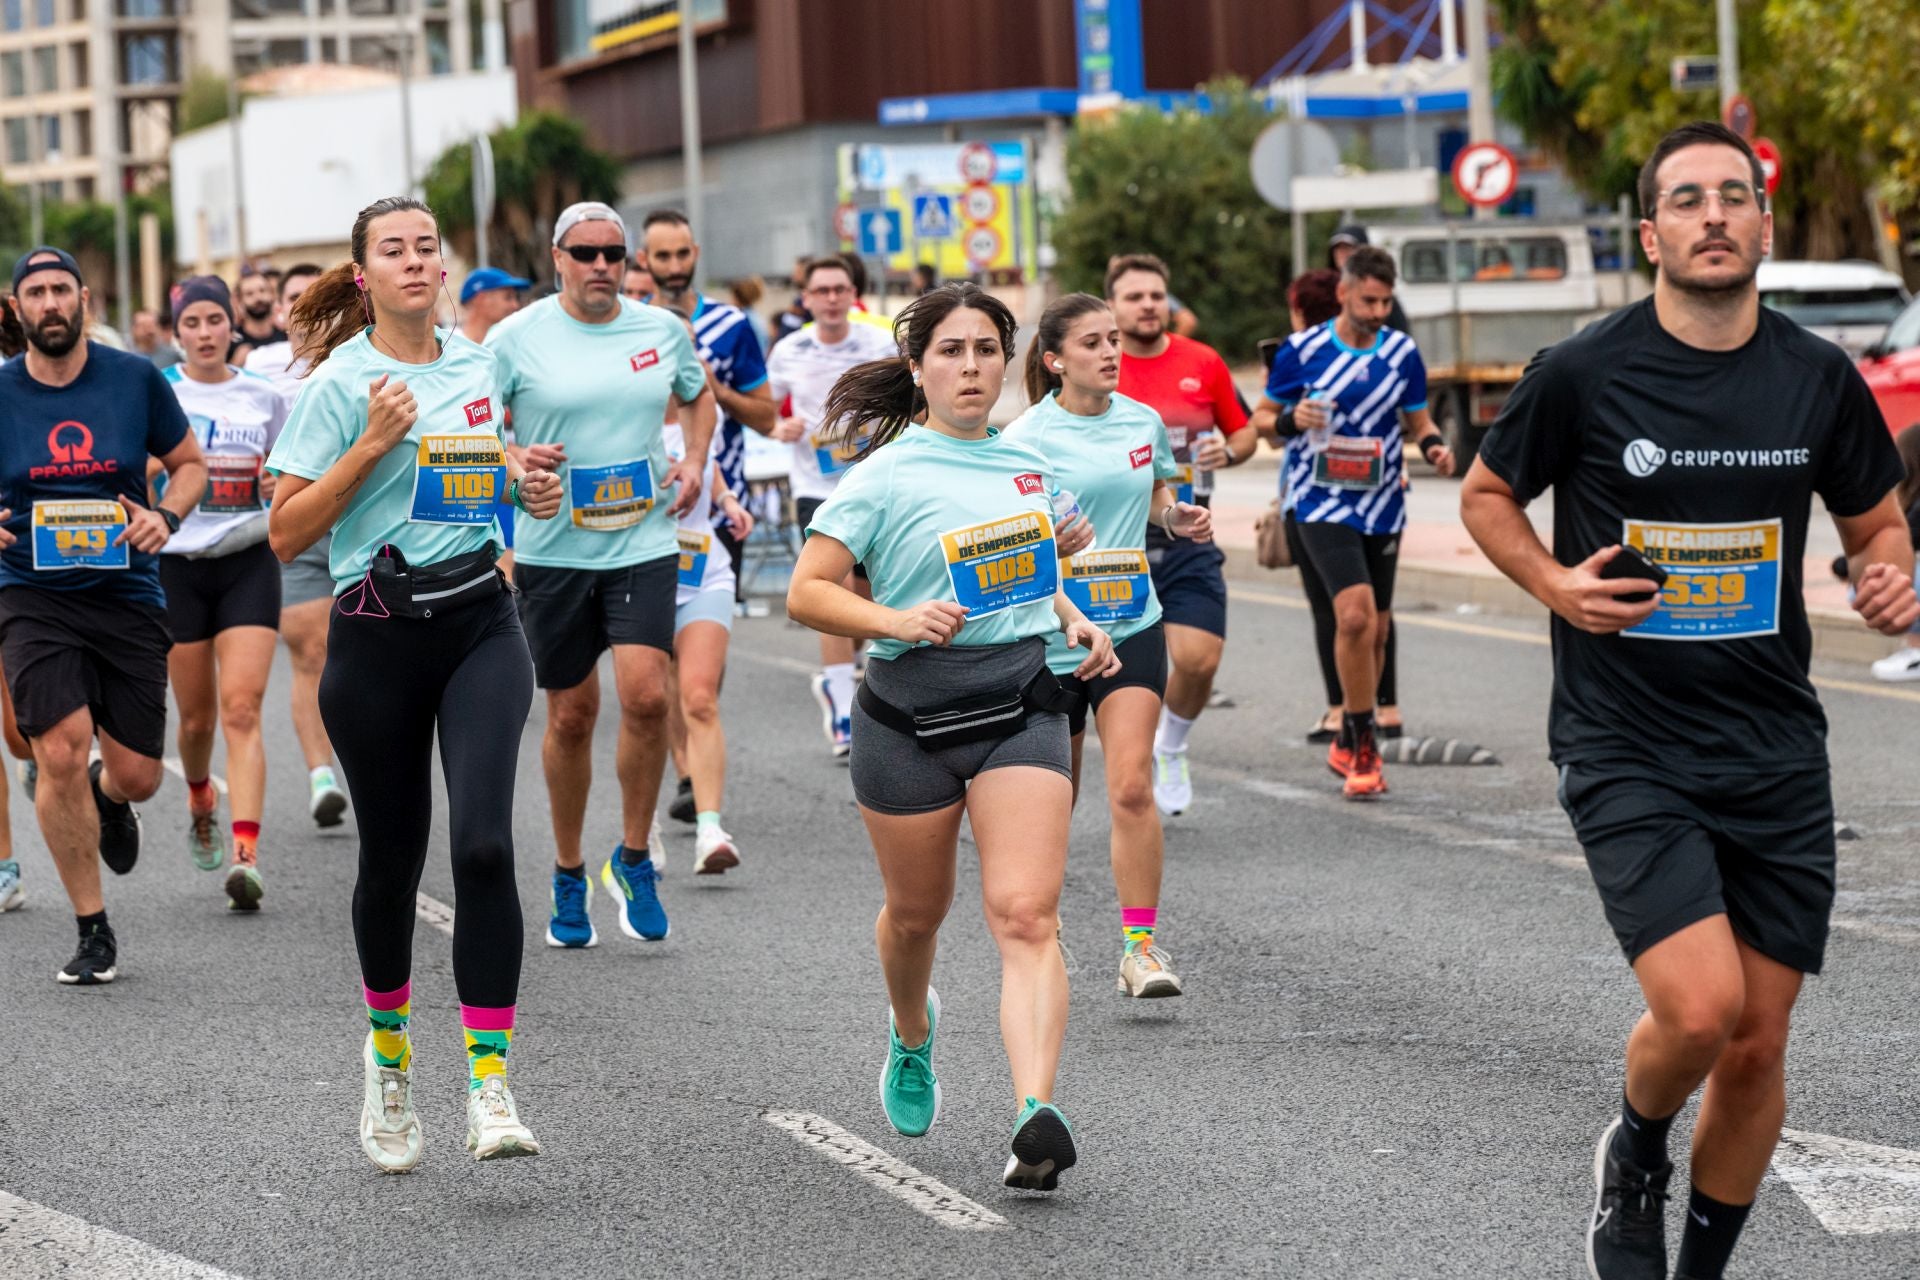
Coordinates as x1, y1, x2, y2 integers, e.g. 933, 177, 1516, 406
1254, 246, 1451, 799
1106, 253, 1257, 815
1459, 122, 1918, 1280
1007, 292, 1213, 1000
244, 264, 349, 828
157, 276, 288, 909
456, 268, 529, 347
787, 282, 1111, 1189
767, 256, 899, 758
267, 195, 563, 1170
229, 265, 286, 363
623, 256, 655, 303
485, 201, 716, 949
0, 245, 207, 985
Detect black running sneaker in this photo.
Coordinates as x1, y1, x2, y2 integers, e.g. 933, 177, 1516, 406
1587, 1118, 1671, 1279
668, 776, 696, 825
1003, 1097, 1076, 1191
90, 760, 142, 875
57, 921, 118, 985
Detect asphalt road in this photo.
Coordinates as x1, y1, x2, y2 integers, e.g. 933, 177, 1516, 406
3, 570, 1919, 1278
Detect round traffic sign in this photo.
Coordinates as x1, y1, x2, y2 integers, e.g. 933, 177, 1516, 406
964, 225, 1001, 267
1451, 141, 1519, 208
958, 142, 997, 185
834, 203, 859, 243
961, 183, 999, 224
1722, 93, 1755, 140
1751, 136, 1782, 198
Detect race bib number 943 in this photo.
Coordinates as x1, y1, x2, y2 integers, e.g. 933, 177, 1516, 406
569, 459, 655, 531
1623, 517, 1783, 641
409, 434, 505, 525
940, 511, 1058, 616
32, 499, 128, 571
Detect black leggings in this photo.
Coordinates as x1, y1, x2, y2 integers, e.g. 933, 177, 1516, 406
319, 589, 534, 1008
1287, 514, 1397, 708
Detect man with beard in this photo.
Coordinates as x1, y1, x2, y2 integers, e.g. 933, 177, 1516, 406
229, 265, 285, 363
1462, 122, 1917, 1280
1252, 246, 1452, 800
0, 247, 207, 984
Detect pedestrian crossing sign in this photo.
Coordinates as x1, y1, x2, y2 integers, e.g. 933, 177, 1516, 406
912, 194, 955, 241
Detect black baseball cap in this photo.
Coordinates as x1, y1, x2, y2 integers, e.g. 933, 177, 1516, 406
12, 246, 82, 292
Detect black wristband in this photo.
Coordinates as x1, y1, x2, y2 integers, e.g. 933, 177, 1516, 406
1277, 405, 1301, 439
157, 506, 181, 535
1418, 434, 1445, 458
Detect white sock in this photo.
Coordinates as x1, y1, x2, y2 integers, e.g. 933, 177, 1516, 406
1156, 709, 1195, 753
825, 663, 856, 720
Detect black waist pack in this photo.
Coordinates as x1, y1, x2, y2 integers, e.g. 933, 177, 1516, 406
346, 541, 508, 620
856, 664, 1077, 751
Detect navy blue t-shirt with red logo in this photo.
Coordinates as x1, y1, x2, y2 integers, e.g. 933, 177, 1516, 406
0, 341, 191, 604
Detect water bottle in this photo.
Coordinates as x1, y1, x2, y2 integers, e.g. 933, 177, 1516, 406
1193, 427, 1220, 497
1049, 484, 1093, 550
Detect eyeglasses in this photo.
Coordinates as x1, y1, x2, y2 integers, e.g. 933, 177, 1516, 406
1657, 180, 1761, 218
806, 284, 854, 298
562, 244, 628, 265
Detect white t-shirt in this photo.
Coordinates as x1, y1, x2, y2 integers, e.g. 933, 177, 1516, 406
162, 365, 288, 556
242, 340, 309, 412
765, 322, 899, 502
664, 422, 735, 603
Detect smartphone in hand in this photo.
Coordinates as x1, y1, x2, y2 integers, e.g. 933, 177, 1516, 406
1599, 545, 1669, 604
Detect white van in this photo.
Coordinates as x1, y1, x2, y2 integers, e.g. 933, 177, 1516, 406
1756, 260, 1909, 358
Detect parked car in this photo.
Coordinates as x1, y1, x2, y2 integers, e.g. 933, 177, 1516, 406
1860, 294, 1920, 436
1757, 260, 1909, 358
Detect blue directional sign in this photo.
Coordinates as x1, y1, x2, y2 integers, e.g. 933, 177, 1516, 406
857, 208, 903, 256
912, 194, 955, 240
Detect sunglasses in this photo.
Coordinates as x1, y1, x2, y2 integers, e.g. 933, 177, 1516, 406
561, 244, 628, 265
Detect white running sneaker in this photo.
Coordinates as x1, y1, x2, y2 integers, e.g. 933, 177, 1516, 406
1152, 746, 1192, 816
1870, 647, 1920, 682
694, 824, 740, 875
358, 1034, 423, 1174
0, 859, 22, 912
810, 672, 838, 745
465, 1077, 541, 1161
1118, 942, 1185, 998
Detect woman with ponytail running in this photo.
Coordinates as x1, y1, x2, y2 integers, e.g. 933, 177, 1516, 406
265, 196, 563, 1173
787, 283, 1115, 1191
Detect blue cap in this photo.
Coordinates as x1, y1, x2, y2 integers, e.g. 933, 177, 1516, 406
12, 245, 82, 292
460, 267, 532, 304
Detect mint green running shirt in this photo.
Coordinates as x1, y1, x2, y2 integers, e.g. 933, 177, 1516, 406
267, 328, 505, 592
486, 296, 709, 569
1005, 390, 1179, 674
806, 425, 1065, 662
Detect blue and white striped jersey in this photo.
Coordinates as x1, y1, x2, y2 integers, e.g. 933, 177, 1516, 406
689, 294, 769, 525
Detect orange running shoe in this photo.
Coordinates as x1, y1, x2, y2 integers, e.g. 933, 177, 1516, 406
1343, 742, 1387, 800
1327, 739, 1355, 778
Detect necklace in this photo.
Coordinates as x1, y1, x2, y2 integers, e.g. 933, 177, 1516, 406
371, 326, 440, 363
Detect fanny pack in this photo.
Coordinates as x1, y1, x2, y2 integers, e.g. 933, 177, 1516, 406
856, 663, 1078, 751
340, 542, 508, 620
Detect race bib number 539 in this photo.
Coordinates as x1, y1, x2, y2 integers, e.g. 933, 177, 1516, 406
1622, 517, 1782, 641
940, 511, 1059, 616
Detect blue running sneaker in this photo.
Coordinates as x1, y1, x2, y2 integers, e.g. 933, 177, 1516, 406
1003, 1097, 1076, 1191
878, 988, 940, 1137
599, 853, 668, 941
545, 869, 598, 948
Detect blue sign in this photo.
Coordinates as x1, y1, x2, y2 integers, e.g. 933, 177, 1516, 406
858, 209, 903, 256
1075, 0, 1143, 99
912, 194, 955, 240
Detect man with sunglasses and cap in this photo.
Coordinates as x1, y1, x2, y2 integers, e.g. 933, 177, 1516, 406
0, 246, 207, 985
485, 201, 717, 951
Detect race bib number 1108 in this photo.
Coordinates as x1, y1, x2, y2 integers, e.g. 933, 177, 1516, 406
940, 511, 1058, 617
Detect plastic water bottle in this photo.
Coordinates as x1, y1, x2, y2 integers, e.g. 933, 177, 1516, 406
1194, 427, 1220, 496
1049, 484, 1093, 550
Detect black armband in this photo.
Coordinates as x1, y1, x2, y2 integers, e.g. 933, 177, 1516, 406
1276, 404, 1301, 439
1418, 433, 1445, 457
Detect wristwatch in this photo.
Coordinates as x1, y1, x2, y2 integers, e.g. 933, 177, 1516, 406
157, 507, 181, 535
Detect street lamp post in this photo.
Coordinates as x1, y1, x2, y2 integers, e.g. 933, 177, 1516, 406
677, 0, 703, 285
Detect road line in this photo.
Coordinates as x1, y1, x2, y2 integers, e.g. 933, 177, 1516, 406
0, 1189, 245, 1279
160, 758, 228, 795
761, 1111, 1009, 1232
1771, 1128, 1920, 1235
731, 649, 826, 678
415, 892, 455, 937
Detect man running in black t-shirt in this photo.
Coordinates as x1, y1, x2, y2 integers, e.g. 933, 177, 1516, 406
1462, 122, 1917, 1280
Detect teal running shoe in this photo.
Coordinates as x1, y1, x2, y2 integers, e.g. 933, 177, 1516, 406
1003, 1097, 1076, 1191
879, 988, 941, 1137
187, 803, 225, 872
599, 852, 668, 941
0, 858, 22, 912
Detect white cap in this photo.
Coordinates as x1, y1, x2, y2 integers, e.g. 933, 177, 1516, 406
552, 201, 626, 247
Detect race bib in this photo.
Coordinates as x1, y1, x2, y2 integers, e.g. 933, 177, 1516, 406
1062, 549, 1151, 624
677, 529, 711, 588
32, 500, 128, 571
811, 431, 865, 478
201, 453, 264, 515
1623, 517, 1783, 641
1171, 463, 1195, 506
568, 459, 654, 531
940, 511, 1059, 617
409, 434, 505, 525
1313, 435, 1385, 491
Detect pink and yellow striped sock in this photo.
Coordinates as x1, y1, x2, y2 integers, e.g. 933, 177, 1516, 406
365, 981, 411, 1072
1122, 907, 1157, 950
461, 1004, 515, 1092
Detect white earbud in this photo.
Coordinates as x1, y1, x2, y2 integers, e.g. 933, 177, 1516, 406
911, 371, 922, 386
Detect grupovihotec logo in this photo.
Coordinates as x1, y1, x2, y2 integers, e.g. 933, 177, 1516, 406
1623, 438, 1667, 478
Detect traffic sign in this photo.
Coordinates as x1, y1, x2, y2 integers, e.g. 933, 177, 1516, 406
1451, 141, 1519, 208
858, 209, 903, 257
1722, 93, 1755, 140
912, 194, 955, 240
1670, 56, 1718, 93
1250, 118, 1341, 210
834, 203, 860, 243
964, 226, 1001, 268
960, 184, 999, 224
958, 142, 998, 184
1751, 136, 1783, 198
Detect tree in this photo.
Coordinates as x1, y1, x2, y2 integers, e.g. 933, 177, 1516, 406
423, 112, 624, 282
178, 70, 239, 135
0, 192, 178, 313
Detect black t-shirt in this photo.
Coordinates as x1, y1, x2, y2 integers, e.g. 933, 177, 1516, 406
1480, 298, 1902, 772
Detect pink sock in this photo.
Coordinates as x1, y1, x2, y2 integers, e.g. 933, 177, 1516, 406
1122, 907, 1157, 946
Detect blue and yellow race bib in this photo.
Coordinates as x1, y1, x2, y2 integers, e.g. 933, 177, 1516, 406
1062, 549, 1151, 624
1623, 517, 1783, 641
811, 430, 866, 478
568, 458, 654, 531
32, 500, 128, 571
677, 529, 710, 588
940, 511, 1058, 617
409, 434, 506, 525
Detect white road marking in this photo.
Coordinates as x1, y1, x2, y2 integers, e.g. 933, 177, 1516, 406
0, 1188, 245, 1279
1771, 1128, 1920, 1235
761, 1111, 1009, 1232
731, 649, 825, 678
160, 758, 228, 795
415, 892, 455, 937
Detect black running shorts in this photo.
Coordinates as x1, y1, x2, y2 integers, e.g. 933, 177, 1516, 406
0, 586, 171, 758
158, 541, 283, 643
1292, 519, 1400, 608
1062, 623, 1167, 736
514, 555, 677, 688
1558, 760, 1836, 974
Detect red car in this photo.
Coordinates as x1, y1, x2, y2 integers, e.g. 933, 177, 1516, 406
1860, 296, 1920, 435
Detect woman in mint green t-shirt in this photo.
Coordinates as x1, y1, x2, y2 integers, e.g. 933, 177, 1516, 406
788, 283, 1116, 1192
1006, 293, 1212, 1004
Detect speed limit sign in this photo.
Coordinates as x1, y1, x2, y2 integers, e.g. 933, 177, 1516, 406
958, 142, 997, 184
964, 226, 1001, 268
961, 184, 999, 224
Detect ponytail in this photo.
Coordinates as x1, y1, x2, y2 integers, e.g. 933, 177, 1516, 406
1022, 331, 1058, 406
291, 262, 366, 372
1024, 292, 1110, 407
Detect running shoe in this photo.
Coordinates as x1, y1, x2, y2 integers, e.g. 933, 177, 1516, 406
1117, 941, 1184, 998
1003, 1097, 1077, 1191
810, 673, 840, 748
1343, 742, 1387, 800
466, 1076, 541, 1161
0, 859, 22, 912
89, 760, 142, 875
187, 802, 226, 872
879, 988, 941, 1138
18, 758, 35, 802
1871, 647, 1920, 682
668, 776, 697, 824
831, 716, 852, 760
1587, 1118, 1670, 1280
1327, 738, 1355, 778
694, 823, 740, 875
358, 1033, 423, 1174
56, 920, 117, 985
1151, 746, 1191, 816
545, 870, 597, 948
225, 855, 263, 912
600, 853, 669, 941
309, 768, 348, 828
